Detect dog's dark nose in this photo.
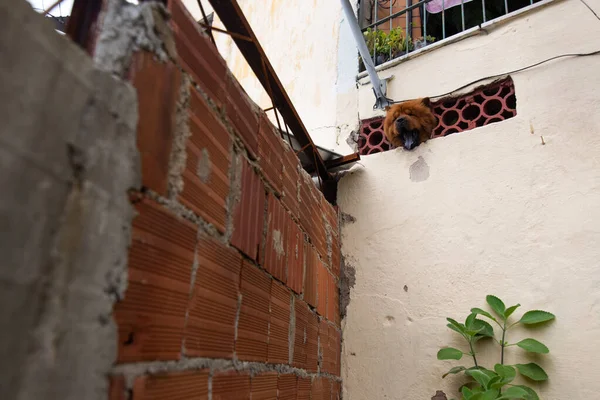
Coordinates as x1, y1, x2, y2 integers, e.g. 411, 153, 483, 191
396, 117, 406, 126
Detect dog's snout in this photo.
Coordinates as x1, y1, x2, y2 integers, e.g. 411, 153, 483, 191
396, 117, 406, 126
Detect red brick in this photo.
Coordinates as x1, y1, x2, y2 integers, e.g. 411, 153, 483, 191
224, 75, 260, 157
306, 311, 319, 372
303, 245, 319, 309
329, 275, 340, 326
312, 378, 331, 400
298, 174, 314, 235
262, 194, 290, 283
298, 174, 328, 260
180, 88, 231, 232
132, 370, 209, 399
317, 263, 329, 317
331, 326, 342, 376
170, 0, 227, 109
281, 146, 300, 219
258, 114, 284, 193
310, 210, 328, 262
115, 199, 195, 362
319, 320, 330, 373
287, 221, 304, 295
108, 376, 126, 400
184, 236, 241, 358
231, 159, 265, 261
292, 300, 308, 369
236, 262, 271, 362
334, 290, 341, 328
320, 324, 341, 376
297, 377, 311, 400
332, 381, 341, 400
326, 273, 337, 323
322, 196, 339, 235
251, 373, 278, 400
213, 372, 251, 400
278, 374, 297, 400
331, 231, 341, 277
130, 52, 181, 195
268, 281, 290, 364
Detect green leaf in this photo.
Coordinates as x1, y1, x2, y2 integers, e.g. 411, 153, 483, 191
486, 376, 502, 391
481, 389, 500, 400
467, 367, 496, 379
494, 364, 516, 381
447, 318, 468, 337
466, 369, 493, 388
447, 323, 464, 336
465, 313, 477, 329
515, 363, 549, 381
471, 385, 484, 394
516, 338, 549, 354
437, 347, 464, 360
497, 386, 529, 399
519, 310, 556, 325
462, 386, 473, 399
471, 308, 498, 323
504, 304, 521, 319
472, 319, 494, 338
443, 366, 467, 378
512, 385, 540, 400
486, 295, 506, 318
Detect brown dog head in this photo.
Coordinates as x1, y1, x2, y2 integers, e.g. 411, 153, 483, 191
383, 98, 437, 151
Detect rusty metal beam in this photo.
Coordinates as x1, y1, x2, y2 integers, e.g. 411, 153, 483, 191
304, 153, 361, 175
65, 0, 103, 54
207, 0, 331, 183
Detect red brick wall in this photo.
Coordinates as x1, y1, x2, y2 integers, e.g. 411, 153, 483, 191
109, 1, 342, 398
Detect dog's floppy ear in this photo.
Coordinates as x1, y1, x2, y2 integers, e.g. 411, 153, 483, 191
421, 97, 431, 108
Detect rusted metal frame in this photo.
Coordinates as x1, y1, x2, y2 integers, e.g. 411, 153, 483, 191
283, 121, 293, 150
304, 153, 361, 175
313, 150, 323, 190
295, 143, 312, 156
198, 23, 254, 42
65, 0, 104, 54
207, 0, 331, 184
257, 56, 286, 142
197, 0, 216, 45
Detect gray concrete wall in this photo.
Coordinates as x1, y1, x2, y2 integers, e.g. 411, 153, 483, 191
0, 1, 140, 399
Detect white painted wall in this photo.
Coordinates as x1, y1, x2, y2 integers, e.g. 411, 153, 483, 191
338, 1, 600, 399
181, 0, 358, 155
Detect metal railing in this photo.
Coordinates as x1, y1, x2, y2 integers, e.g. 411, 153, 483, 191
359, 0, 542, 70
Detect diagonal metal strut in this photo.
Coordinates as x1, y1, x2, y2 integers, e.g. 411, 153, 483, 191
207, 0, 331, 183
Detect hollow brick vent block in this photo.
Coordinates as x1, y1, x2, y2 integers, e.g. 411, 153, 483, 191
358, 77, 517, 155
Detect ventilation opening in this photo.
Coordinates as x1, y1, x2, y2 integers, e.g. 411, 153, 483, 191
358, 76, 517, 155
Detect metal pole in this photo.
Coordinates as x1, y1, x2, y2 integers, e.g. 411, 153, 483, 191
341, 0, 392, 110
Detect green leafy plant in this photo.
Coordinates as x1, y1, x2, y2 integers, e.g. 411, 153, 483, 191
362, 27, 413, 59
437, 295, 555, 400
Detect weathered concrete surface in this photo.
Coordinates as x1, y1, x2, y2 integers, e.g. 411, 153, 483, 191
0, 2, 140, 399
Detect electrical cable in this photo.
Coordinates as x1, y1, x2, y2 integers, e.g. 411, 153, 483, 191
389, 49, 600, 104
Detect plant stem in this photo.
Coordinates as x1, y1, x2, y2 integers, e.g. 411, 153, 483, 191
469, 340, 479, 368
501, 321, 507, 365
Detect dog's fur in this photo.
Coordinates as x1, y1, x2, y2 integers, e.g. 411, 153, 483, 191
383, 98, 437, 151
